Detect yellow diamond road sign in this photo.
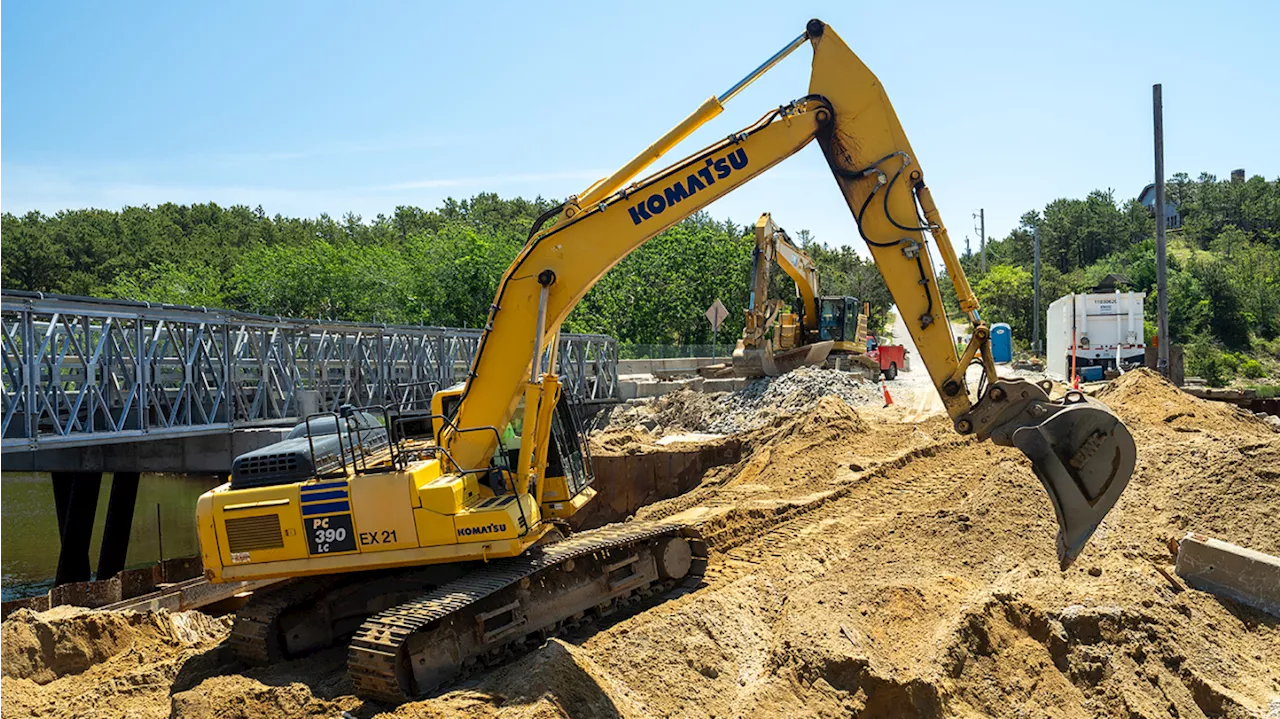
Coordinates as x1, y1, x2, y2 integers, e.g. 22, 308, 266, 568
705, 299, 728, 332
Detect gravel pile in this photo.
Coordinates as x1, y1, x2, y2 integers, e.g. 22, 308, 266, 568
600, 367, 882, 437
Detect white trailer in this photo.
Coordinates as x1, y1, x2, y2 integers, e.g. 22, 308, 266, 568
1046, 291, 1146, 380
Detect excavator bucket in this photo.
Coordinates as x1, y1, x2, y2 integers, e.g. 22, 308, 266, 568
1010, 401, 1136, 569
732, 340, 834, 378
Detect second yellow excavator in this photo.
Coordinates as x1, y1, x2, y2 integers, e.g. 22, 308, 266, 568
195, 18, 1138, 703
732, 211, 883, 378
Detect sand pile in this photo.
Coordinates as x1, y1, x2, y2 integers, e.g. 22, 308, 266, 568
1, 607, 230, 718
4, 370, 1277, 718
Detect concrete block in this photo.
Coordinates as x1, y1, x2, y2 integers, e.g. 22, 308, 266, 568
704, 377, 748, 393
617, 380, 642, 401
633, 381, 665, 399
49, 577, 123, 609
1176, 532, 1280, 617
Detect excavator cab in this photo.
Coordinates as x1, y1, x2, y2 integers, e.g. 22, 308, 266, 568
429, 383, 594, 515
817, 296, 860, 343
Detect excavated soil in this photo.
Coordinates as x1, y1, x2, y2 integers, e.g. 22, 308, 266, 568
1, 606, 231, 718
4, 369, 1278, 718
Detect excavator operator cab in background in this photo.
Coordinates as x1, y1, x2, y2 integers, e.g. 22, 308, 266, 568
817, 296, 861, 344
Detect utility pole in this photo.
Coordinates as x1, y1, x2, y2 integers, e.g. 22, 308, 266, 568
973, 209, 986, 272
1033, 227, 1041, 356
1154, 84, 1170, 378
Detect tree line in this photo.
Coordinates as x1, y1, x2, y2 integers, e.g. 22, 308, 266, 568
0, 194, 893, 351
6, 172, 1274, 383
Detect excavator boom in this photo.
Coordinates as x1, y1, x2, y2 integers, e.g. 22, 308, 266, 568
445, 19, 1135, 568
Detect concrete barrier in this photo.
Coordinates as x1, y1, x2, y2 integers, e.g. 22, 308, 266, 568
618, 376, 702, 401
618, 357, 722, 377
1176, 532, 1280, 617
617, 374, 752, 401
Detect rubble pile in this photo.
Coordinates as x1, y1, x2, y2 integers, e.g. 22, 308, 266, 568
601, 367, 882, 438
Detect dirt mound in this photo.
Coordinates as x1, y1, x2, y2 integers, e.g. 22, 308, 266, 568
707, 367, 881, 434
1, 607, 230, 718
171, 673, 359, 719
588, 426, 659, 454
598, 367, 882, 439
1098, 367, 1275, 436
2, 606, 228, 685
713, 396, 870, 492
378, 639, 650, 718
1090, 368, 1280, 555
600, 389, 725, 437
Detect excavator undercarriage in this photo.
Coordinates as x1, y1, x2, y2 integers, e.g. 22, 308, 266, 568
349, 522, 706, 701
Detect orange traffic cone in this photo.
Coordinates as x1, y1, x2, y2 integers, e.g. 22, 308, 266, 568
881, 378, 894, 407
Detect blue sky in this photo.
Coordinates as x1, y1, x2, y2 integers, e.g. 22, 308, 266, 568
3, 1, 1277, 254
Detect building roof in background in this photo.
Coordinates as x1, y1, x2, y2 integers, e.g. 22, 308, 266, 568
1092, 273, 1133, 292
1138, 183, 1180, 208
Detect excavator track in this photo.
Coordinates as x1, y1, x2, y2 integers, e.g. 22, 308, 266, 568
229, 576, 336, 665
229, 566, 470, 666
348, 521, 707, 702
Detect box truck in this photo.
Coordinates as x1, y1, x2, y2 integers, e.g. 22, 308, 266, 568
1046, 291, 1145, 380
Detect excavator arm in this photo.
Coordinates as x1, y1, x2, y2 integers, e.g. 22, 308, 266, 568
751, 213, 822, 331
734, 212, 842, 378
445, 19, 1136, 568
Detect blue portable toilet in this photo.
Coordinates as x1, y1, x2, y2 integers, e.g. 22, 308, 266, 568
990, 323, 1013, 363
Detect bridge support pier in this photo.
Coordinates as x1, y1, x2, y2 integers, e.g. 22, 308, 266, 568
53, 471, 102, 586
96, 472, 141, 581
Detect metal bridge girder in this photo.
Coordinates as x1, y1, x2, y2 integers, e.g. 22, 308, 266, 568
2, 291, 619, 452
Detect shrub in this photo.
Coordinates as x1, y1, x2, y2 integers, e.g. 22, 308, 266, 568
1220, 353, 1240, 373
1186, 341, 1227, 387
1242, 359, 1266, 379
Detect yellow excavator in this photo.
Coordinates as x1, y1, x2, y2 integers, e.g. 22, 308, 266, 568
195, 19, 1137, 702
732, 212, 881, 378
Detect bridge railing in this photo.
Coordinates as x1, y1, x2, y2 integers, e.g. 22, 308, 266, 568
1, 291, 618, 452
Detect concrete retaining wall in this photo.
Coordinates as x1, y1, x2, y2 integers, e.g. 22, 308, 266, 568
617, 356, 724, 377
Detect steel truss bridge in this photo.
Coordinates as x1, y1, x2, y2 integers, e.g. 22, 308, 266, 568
1, 291, 619, 453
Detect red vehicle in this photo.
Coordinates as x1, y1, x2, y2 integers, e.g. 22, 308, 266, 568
866, 335, 907, 380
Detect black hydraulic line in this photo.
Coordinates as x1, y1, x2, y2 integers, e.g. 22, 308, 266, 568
914, 254, 934, 324
882, 161, 931, 233
526, 202, 568, 245
855, 182, 900, 248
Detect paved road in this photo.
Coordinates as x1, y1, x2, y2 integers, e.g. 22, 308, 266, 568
882, 307, 982, 420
